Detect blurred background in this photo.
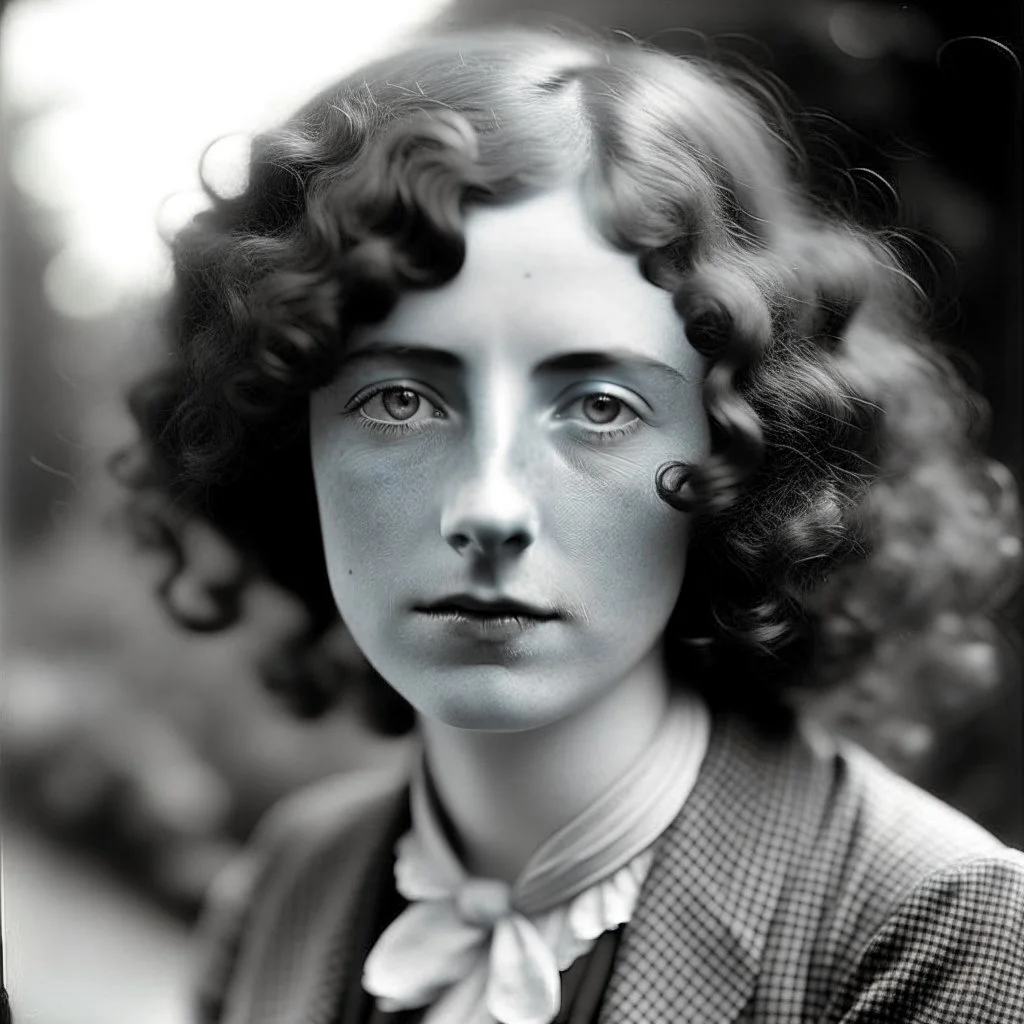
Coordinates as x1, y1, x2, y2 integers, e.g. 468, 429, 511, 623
0, 1, 1020, 1021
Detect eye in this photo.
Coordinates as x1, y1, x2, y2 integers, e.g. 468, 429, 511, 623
348, 384, 447, 431
578, 394, 626, 424
557, 391, 642, 437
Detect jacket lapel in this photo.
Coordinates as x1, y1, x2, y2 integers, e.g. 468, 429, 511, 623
600, 712, 816, 1024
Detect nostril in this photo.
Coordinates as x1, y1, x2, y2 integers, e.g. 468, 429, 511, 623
502, 530, 531, 555
450, 533, 472, 555
446, 526, 533, 558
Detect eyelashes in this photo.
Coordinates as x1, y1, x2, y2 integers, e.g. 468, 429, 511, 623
344, 384, 448, 435
342, 382, 645, 443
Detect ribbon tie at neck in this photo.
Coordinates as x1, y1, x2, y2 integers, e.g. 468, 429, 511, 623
362, 693, 710, 1024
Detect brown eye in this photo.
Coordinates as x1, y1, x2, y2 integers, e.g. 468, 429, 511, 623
581, 394, 622, 424
382, 388, 420, 421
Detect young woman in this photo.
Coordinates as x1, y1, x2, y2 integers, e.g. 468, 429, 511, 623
117, 24, 1024, 1024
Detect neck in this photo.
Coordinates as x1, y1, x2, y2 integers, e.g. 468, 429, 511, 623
418, 649, 674, 882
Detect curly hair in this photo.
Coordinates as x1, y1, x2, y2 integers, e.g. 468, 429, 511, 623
115, 24, 1022, 733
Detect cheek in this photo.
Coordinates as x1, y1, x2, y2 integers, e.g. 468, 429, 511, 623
555, 468, 691, 608
311, 437, 431, 593
612, 502, 690, 604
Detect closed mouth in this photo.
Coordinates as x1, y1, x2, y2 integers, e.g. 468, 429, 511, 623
417, 595, 560, 620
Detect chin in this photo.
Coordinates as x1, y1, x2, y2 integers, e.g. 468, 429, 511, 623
405, 674, 575, 734
414, 696, 551, 733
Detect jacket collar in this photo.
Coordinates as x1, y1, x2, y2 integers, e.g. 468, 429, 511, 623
599, 710, 819, 1024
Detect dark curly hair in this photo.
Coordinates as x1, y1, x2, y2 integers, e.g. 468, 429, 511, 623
115, 24, 1022, 734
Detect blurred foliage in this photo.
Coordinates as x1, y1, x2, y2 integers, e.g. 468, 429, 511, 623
0, 107, 72, 550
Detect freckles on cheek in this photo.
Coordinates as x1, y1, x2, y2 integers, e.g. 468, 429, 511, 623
319, 445, 437, 555
315, 449, 376, 546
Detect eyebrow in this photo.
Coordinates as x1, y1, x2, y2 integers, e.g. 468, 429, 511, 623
536, 349, 696, 386
338, 342, 462, 372
338, 342, 697, 385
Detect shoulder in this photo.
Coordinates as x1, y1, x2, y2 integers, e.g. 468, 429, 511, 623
692, 710, 1010, 908
822, 851, 1024, 1022
792, 719, 1015, 929
830, 729, 1005, 852
193, 765, 409, 1023
820, 730, 1011, 899
714, 711, 1007, 882
774, 722, 1024, 1021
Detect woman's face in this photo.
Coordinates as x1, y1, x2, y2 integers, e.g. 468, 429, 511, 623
310, 187, 709, 731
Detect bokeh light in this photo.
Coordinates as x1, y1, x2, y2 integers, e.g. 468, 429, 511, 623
1, 0, 450, 318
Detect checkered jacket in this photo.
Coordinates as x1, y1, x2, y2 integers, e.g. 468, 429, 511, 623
194, 711, 1024, 1023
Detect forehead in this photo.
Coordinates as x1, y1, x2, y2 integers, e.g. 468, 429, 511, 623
351, 187, 700, 375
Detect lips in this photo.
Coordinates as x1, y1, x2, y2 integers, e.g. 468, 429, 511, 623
414, 594, 561, 645
417, 593, 561, 620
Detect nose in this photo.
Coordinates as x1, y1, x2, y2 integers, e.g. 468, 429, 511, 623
440, 455, 539, 559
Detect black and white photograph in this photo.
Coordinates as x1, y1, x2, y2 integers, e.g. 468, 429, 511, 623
1, 2, 1021, 1022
